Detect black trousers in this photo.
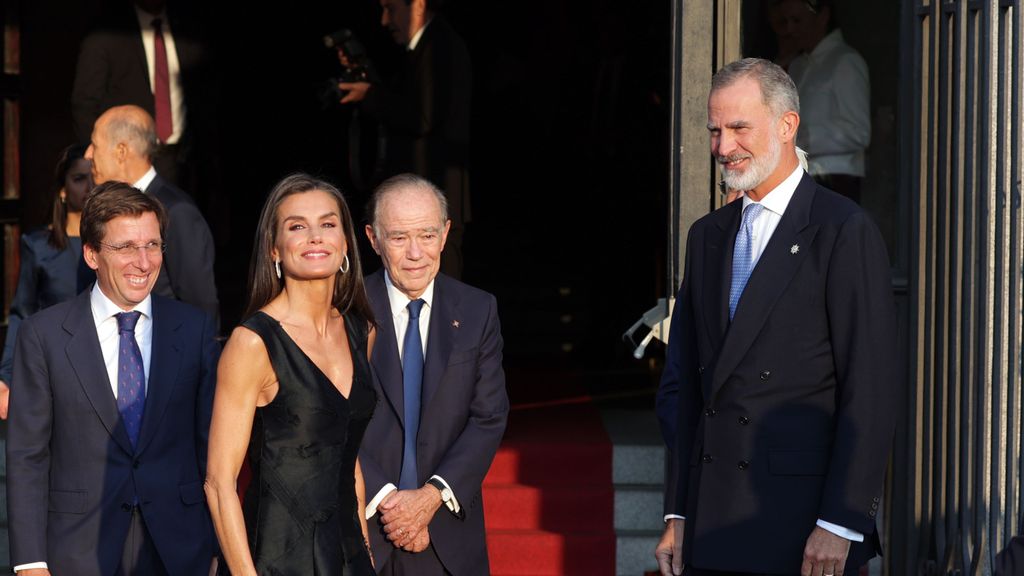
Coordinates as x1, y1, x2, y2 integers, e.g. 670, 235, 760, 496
116, 506, 168, 576
378, 544, 452, 576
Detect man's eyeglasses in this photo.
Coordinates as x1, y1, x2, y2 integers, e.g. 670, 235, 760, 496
97, 241, 166, 257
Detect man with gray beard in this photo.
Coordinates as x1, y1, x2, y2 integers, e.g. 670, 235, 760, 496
654, 58, 899, 576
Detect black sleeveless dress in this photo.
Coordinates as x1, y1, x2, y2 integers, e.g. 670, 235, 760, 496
240, 311, 376, 576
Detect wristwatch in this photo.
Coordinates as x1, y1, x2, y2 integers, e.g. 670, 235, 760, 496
426, 478, 453, 504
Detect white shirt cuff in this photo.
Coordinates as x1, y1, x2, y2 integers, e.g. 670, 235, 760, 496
14, 562, 49, 572
663, 514, 685, 523
430, 474, 461, 515
365, 483, 397, 520
816, 518, 864, 542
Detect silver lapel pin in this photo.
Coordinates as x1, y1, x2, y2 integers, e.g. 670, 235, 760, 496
790, 244, 800, 254
452, 320, 460, 328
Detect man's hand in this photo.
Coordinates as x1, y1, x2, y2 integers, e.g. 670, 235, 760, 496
0, 380, 9, 420
802, 526, 851, 576
379, 486, 443, 549
654, 518, 685, 576
402, 526, 431, 553
339, 82, 370, 104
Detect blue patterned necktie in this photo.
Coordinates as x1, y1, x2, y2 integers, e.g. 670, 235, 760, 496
399, 299, 425, 490
729, 203, 766, 320
116, 311, 146, 448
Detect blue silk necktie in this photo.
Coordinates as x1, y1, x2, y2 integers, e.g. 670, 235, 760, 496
116, 311, 146, 448
729, 203, 765, 320
399, 299, 425, 489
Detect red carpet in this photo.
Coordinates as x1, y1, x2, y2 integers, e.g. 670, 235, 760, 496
484, 401, 616, 575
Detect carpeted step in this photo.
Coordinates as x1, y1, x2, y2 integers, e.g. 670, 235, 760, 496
486, 441, 611, 486
487, 529, 616, 576
483, 483, 613, 531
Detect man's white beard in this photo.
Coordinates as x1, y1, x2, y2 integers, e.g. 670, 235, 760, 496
720, 134, 782, 192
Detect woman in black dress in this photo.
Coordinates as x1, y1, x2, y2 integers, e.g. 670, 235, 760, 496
206, 174, 376, 575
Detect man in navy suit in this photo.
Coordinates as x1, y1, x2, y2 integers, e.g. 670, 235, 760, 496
654, 58, 899, 576
6, 182, 219, 575
360, 173, 508, 575
86, 104, 219, 326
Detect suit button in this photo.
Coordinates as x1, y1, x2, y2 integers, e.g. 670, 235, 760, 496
759, 370, 771, 381
738, 460, 749, 470
738, 416, 750, 425
871, 503, 878, 510
873, 496, 880, 503
704, 408, 716, 417
869, 510, 876, 518
702, 454, 713, 463
133, 460, 140, 469
121, 503, 132, 512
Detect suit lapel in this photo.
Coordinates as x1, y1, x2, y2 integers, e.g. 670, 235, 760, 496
63, 291, 134, 455
706, 202, 741, 351
368, 271, 405, 423
422, 275, 456, 412
711, 174, 820, 398
136, 297, 180, 455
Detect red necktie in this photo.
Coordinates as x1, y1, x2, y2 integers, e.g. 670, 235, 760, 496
152, 18, 172, 143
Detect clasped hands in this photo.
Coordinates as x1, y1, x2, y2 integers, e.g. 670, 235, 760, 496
379, 486, 443, 553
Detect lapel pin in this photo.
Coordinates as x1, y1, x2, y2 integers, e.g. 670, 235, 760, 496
452, 320, 460, 328
790, 244, 800, 254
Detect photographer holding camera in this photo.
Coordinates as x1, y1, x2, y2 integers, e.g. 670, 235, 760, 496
337, 0, 471, 280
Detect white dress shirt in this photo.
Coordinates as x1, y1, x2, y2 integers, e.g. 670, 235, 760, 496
788, 29, 871, 178
365, 271, 462, 520
13, 286, 153, 573
134, 6, 186, 144
134, 166, 158, 193
664, 166, 864, 543
91, 283, 154, 398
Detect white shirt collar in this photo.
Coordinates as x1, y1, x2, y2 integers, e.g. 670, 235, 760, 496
809, 29, 844, 59
385, 270, 435, 317
90, 282, 153, 322
742, 165, 804, 217
408, 17, 433, 51
133, 166, 158, 192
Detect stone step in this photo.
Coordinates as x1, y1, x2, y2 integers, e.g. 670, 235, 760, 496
615, 530, 661, 576
614, 485, 665, 532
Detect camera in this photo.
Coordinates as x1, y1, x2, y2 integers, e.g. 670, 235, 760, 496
321, 29, 376, 103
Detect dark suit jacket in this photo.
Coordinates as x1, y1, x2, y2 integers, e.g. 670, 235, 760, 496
363, 16, 472, 226
5, 290, 219, 576
360, 271, 508, 575
0, 230, 90, 383
145, 174, 220, 324
655, 173, 899, 573
70, 3, 208, 154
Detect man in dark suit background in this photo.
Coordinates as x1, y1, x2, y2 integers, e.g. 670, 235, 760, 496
654, 58, 899, 576
86, 104, 219, 326
360, 173, 508, 575
339, 0, 472, 279
71, 0, 209, 187
6, 182, 219, 575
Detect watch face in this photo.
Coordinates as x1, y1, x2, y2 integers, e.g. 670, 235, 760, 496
441, 488, 452, 502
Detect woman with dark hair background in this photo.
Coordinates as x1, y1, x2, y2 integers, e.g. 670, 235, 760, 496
0, 144, 93, 419
205, 173, 377, 575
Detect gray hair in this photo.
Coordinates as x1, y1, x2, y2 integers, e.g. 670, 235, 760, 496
368, 173, 449, 235
711, 57, 800, 119
105, 110, 157, 159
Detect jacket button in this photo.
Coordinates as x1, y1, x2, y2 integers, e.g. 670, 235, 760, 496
738, 416, 750, 425
704, 408, 716, 417
873, 496, 880, 503
869, 510, 876, 518
133, 460, 140, 469
759, 370, 771, 381
738, 460, 749, 470
871, 502, 878, 510
702, 454, 713, 463
121, 503, 132, 512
